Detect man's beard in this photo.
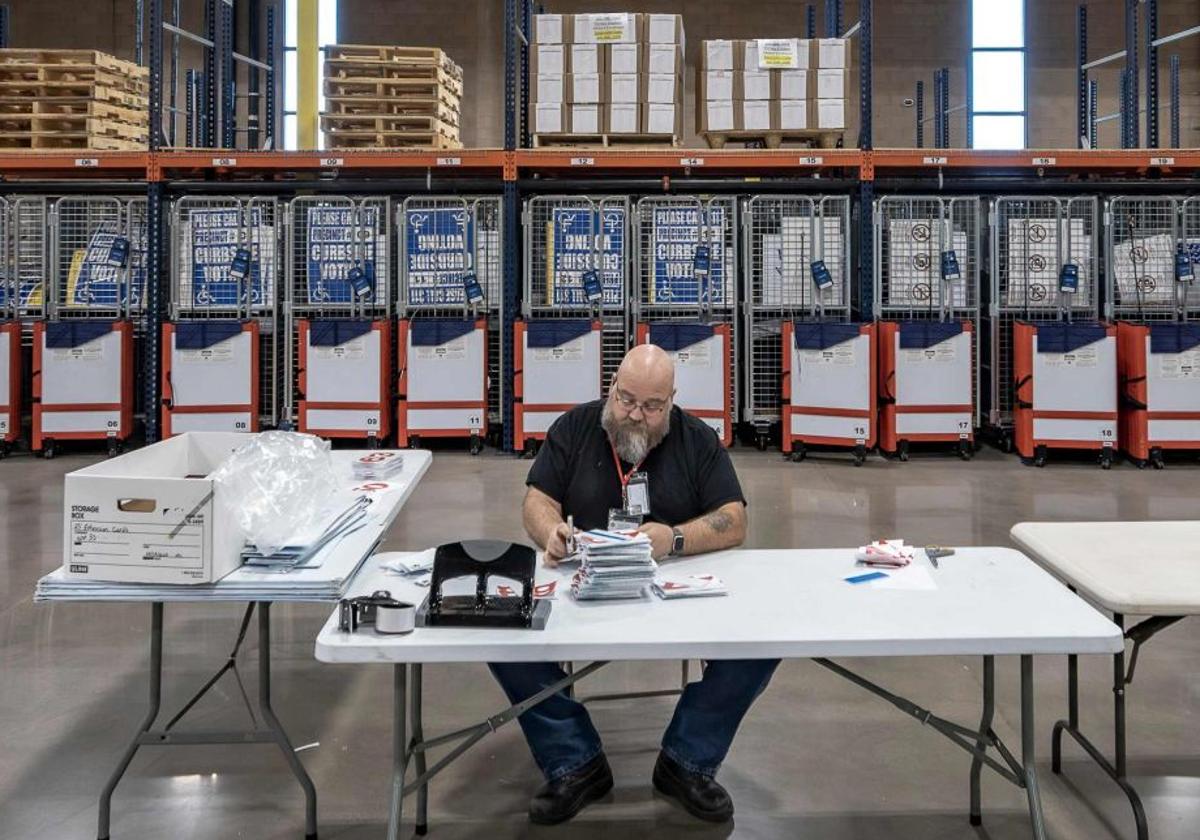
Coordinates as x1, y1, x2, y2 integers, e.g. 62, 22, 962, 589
602, 400, 669, 464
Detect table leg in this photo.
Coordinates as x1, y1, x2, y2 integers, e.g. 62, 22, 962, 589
969, 655, 995, 826
256, 603, 319, 840
97, 602, 164, 840
1112, 615, 1150, 839
413, 664, 428, 836
1021, 655, 1048, 840
1052, 653, 1078, 774
388, 664, 409, 840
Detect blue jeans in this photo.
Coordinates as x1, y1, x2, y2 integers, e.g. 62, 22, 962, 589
489, 659, 780, 781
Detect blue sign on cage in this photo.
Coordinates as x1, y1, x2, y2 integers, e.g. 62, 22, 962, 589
1176, 248, 1196, 284
307, 205, 380, 305
1059, 262, 1080, 294
404, 207, 477, 307
70, 222, 147, 309
811, 259, 834, 291
189, 208, 267, 308
549, 207, 625, 307
462, 271, 485, 305
940, 249, 962, 283
106, 236, 130, 268
650, 205, 725, 305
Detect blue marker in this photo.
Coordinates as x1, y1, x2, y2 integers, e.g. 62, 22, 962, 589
845, 571, 888, 585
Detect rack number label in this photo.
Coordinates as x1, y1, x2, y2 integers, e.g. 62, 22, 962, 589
74, 158, 100, 168
570, 157, 595, 166
212, 157, 237, 167
680, 157, 705, 167
436, 157, 462, 166
799, 156, 824, 166
1031, 157, 1057, 166
1150, 157, 1175, 166
320, 157, 345, 167
923, 156, 948, 165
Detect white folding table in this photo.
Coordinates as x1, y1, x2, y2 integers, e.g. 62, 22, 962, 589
316, 546, 1122, 840
1011, 520, 1200, 840
36, 449, 431, 840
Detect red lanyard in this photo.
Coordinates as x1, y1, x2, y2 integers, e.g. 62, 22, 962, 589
610, 443, 644, 489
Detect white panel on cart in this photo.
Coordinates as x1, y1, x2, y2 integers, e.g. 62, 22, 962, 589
791, 413, 868, 439
41, 332, 123, 404
895, 332, 972, 406
42, 410, 122, 434
307, 330, 384, 403
665, 333, 724, 412
170, 412, 254, 433
790, 335, 870, 411
1148, 419, 1200, 440
306, 408, 383, 432
524, 331, 602, 404
701, 418, 726, 440
408, 328, 487, 402
170, 333, 253, 406
408, 408, 484, 431
523, 410, 565, 436
1032, 336, 1116, 413
896, 412, 973, 436
0, 412, 10, 436
1033, 417, 1116, 442
1145, 340, 1200, 411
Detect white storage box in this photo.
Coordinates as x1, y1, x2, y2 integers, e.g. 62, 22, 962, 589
743, 100, 771, 131
63, 432, 251, 584
609, 43, 640, 75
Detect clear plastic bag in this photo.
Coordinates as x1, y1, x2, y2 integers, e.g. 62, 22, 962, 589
211, 431, 339, 558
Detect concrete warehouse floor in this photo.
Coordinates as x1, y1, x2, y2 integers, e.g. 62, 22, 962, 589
2, 445, 1199, 840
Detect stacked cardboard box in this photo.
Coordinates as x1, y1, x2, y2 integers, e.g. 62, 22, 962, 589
321, 44, 463, 149
0, 49, 148, 150
697, 38, 848, 142
531, 12, 684, 143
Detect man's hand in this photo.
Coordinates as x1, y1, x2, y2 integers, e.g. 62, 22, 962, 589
639, 521, 674, 560
542, 522, 575, 567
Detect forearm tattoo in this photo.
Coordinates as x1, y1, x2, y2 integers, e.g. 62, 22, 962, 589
703, 509, 734, 534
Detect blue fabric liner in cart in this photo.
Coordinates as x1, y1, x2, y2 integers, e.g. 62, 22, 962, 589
793, 321, 862, 350
45, 321, 114, 348
648, 322, 715, 352
310, 319, 374, 347
1035, 322, 1108, 354
174, 321, 245, 350
526, 319, 594, 348
410, 318, 477, 347
1148, 323, 1200, 355
898, 320, 964, 349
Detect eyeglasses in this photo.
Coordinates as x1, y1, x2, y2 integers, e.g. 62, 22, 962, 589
611, 385, 671, 416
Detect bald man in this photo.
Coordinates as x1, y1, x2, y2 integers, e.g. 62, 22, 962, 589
490, 345, 779, 825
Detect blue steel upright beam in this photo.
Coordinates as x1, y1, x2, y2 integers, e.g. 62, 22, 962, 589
220, 0, 235, 148
941, 67, 950, 148
169, 0, 180, 145
859, 0, 871, 150
1126, 0, 1139, 147
0, 5, 9, 48
185, 68, 196, 146
1119, 69, 1130, 148
205, 0, 218, 146
1088, 79, 1098, 149
503, 0, 519, 452
915, 80, 924, 147
1145, 0, 1158, 147
136, 0, 145, 65
1077, 5, 1088, 148
146, 0, 166, 445
248, 0, 261, 148
266, 3, 278, 149
858, 0, 873, 322
1169, 54, 1180, 149
520, 0, 532, 149
806, 5, 816, 39
933, 71, 943, 149
824, 0, 836, 37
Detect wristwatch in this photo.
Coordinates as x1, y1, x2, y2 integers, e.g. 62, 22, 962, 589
670, 527, 685, 556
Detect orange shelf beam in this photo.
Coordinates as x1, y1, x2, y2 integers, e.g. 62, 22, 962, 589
0, 151, 150, 178
153, 148, 507, 176
872, 148, 1200, 172
515, 148, 862, 173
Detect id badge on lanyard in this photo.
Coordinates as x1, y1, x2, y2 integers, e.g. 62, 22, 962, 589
611, 443, 650, 521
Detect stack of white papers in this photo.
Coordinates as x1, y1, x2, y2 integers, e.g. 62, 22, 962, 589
569, 530, 657, 601
855, 539, 915, 568
652, 573, 728, 599
243, 495, 373, 570
352, 451, 406, 481
380, 550, 435, 576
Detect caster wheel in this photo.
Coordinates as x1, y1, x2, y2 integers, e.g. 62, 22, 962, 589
1152, 457, 1165, 470
1099, 452, 1113, 470
43, 440, 57, 460
366, 436, 381, 450
790, 445, 806, 463
853, 445, 866, 467
755, 434, 768, 452
958, 442, 972, 461
898, 441, 909, 462
1034, 457, 1047, 468
1150, 449, 1165, 470
1033, 445, 1047, 468
0, 442, 9, 459
522, 444, 536, 460
1135, 459, 1147, 470
1002, 435, 1014, 454
408, 435, 421, 450
469, 436, 483, 456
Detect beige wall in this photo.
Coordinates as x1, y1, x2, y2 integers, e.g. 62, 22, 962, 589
7, 1, 1198, 150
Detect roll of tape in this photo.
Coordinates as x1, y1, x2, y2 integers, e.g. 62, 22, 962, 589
376, 600, 416, 634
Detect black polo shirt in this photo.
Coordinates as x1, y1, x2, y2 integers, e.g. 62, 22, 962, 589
526, 400, 746, 531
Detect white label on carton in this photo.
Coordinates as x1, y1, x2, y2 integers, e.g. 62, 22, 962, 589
75, 158, 100, 167
321, 157, 345, 167
647, 74, 677, 103
904, 345, 957, 364
436, 157, 462, 166
647, 14, 680, 43
1032, 157, 1057, 166
801, 344, 856, 365
647, 44, 678, 75
180, 345, 233, 363
532, 342, 584, 362
1150, 156, 1175, 166
779, 69, 807, 99
799, 156, 824, 165
1159, 351, 1200, 379
53, 344, 103, 362
570, 45, 599, 75
1042, 346, 1097, 367
415, 338, 467, 361
680, 157, 705, 167
743, 70, 772, 100
212, 157, 237, 167
610, 44, 639, 74
705, 40, 734, 71
588, 13, 632, 42
535, 14, 563, 44
570, 157, 595, 166
610, 74, 639, 103
672, 344, 712, 368
70, 516, 207, 570
757, 38, 799, 69
314, 337, 365, 360
923, 156, 949, 165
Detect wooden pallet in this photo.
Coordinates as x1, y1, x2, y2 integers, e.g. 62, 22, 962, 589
323, 80, 460, 109
322, 131, 463, 150
533, 132, 681, 149
323, 64, 463, 97
0, 64, 148, 94
0, 115, 146, 140
323, 113, 459, 142
0, 132, 144, 150
0, 97, 146, 124
321, 100, 459, 127
323, 44, 462, 77
0, 48, 147, 79
0, 81, 147, 108
701, 129, 843, 150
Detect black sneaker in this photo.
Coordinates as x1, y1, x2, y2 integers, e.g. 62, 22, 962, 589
652, 752, 733, 823
528, 753, 614, 825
